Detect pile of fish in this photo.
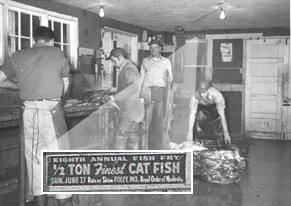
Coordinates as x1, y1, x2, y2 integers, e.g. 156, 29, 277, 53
82, 90, 109, 104
193, 147, 247, 184
170, 141, 247, 184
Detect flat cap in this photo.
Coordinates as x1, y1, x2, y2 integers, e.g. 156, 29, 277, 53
148, 39, 162, 46
106, 47, 128, 60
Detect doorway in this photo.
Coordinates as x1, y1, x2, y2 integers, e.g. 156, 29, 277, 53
101, 27, 138, 89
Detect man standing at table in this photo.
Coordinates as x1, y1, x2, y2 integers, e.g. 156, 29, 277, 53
0, 26, 74, 206
103, 47, 145, 150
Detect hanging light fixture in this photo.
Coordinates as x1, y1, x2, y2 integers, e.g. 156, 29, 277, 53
99, 6, 105, 17
220, 7, 226, 20
218, 2, 227, 20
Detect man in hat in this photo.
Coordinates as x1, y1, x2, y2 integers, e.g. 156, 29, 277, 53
186, 79, 231, 144
140, 39, 173, 149
103, 47, 145, 150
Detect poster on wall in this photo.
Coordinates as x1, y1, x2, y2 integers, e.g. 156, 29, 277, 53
220, 43, 233, 62
212, 39, 243, 68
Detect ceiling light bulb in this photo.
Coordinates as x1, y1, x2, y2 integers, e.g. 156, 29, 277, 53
220, 9, 225, 20
99, 6, 105, 17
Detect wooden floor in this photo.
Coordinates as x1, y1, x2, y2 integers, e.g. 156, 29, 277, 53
0, 139, 290, 206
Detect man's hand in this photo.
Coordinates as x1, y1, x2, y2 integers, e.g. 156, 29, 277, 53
224, 132, 231, 144
101, 95, 115, 104
105, 87, 117, 95
0, 70, 18, 89
186, 132, 193, 142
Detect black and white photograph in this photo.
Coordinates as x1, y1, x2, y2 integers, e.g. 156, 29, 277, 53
0, 0, 290, 206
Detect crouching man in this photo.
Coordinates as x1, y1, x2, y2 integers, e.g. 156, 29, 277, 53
187, 80, 231, 144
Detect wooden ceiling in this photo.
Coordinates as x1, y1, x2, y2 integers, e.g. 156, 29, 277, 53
52, 0, 290, 32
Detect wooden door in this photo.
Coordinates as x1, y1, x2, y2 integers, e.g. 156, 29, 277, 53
245, 39, 284, 139
282, 39, 291, 140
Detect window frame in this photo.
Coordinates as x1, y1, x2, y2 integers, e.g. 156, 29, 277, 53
0, 1, 4, 64
0, 0, 78, 68
48, 16, 77, 60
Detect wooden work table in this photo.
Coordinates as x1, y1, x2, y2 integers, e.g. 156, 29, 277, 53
0, 103, 102, 128
0, 102, 152, 150
0, 100, 152, 159
0, 101, 152, 190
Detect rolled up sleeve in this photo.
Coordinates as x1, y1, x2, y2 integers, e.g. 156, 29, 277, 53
189, 96, 198, 111
215, 93, 226, 110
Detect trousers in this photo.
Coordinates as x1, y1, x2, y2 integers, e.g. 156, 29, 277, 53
114, 117, 140, 150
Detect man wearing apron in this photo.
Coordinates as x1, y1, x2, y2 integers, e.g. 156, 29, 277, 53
0, 27, 73, 206
187, 80, 231, 144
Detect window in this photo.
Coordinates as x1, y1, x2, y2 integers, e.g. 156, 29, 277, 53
48, 19, 71, 59
0, 1, 78, 68
0, 2, 4, 65
8, 9, 41, 51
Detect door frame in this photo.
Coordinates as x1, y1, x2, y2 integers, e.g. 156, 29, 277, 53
205, 33, 263, 136
103, 26, 138, 64
245, 37, 290, 139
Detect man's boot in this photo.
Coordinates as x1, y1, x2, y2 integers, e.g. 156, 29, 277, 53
56, 197, 73, 206
34, 195, 47, 206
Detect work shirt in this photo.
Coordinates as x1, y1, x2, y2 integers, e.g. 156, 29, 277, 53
1, 43, 69, 100
189, 87, 225, 111
114, 59, 141, 102
114, 59, 144, 122
140, 55, 173, 87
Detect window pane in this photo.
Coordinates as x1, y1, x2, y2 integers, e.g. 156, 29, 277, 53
11, 37, 19, 52
32, 15, 41, 34
21, 38, 30, 49
54, 21, 61, 42
8, 10, 18, 35
63, 23, 70, 43
48, 20, 52, 29
63, 45, 70, 58
21, 13, 30, 37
